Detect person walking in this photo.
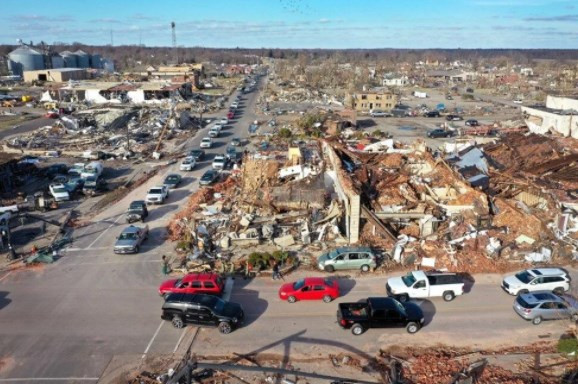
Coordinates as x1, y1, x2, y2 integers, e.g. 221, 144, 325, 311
162, 255, 170, 276
272, 261, 283, 281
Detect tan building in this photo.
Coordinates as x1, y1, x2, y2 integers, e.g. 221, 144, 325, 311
349, 90, 398, 112
23, 68, 86, 83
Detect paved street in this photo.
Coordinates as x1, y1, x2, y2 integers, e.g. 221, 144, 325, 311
0, 77, 571, 384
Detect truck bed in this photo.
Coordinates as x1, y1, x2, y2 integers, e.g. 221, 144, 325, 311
338, 303, 369, 320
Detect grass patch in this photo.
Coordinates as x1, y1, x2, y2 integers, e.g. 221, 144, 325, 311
558, 335, 578, 358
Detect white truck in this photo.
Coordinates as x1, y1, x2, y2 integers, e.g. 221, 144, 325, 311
386, 271, 465, 302
145, 185, 169, 205
81, 161, 103, 179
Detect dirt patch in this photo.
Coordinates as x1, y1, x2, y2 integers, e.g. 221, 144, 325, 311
0, 356, 16, 375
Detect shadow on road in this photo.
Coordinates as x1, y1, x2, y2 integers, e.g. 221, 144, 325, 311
179, 176, 196, 187
147, 204, 180, 222
167, 189, 192, 205
459, 272, 476, 294
332, 276, 356, 297
0, 292, 12, 310
417, 298, 436, 327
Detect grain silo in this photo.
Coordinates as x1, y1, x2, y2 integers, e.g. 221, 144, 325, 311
7, 46, 45, 76
74, 50, 90, 68
90, 54, 102, 69
50, 54, 64, 69
60, 51, 78, 68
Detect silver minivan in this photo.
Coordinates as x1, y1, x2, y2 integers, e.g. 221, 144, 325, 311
513, 291, 578, 325
317, 247, 377, 273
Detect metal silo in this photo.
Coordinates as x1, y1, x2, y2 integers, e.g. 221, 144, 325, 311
90, 54, 102, 69
50, 54, 64, 69
74, 50, 90, 68
8, 46, 45, 76
60, 51, 78, 68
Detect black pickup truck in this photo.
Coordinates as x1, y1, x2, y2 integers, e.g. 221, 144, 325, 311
337, 297, 424, 335
162, 293, 244, 334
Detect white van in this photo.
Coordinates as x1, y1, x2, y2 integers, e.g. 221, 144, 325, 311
81, 161, 103, 179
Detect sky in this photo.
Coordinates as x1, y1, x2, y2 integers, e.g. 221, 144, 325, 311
1, 0, 578, 49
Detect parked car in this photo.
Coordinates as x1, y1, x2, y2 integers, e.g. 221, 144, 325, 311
159, 273, 225, 297
337, 297, 424, 335
114, 224, 149, 254
427, 128, 454, 138
465, 119, 479, 127
370, 110, 392, 118
161, 293, 244, 334
230, 102, 239, 109
513, 291, 578, 325
163, 174, 182, 189
208, 127, 220, 138
212, 155, 227, 170
513, 99, 524, 104
189, 149, 205, 161
445, 114, 463, 121
49, 183, 70, 202
200, 169, 219, 186
317, 247, 377, 272
502, 268, 570, 296
145, 185, 169, 204
227, 111, 235, 120
126, 200, 148, 223
200, 137, 213, 148
424, 111, 440, 118
226, 146, 237, 160
231, 138, 241, 147
219, 118, 228, 125
82, 175, 106, 196
279, 277, 340, 303
44, 112, 59, 119
386, 271, 465, 302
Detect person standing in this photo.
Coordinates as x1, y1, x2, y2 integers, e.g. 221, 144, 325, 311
162, 255, 170, 276
272, 261, 283, 281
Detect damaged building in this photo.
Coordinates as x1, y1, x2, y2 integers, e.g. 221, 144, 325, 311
522, 95, 578, 139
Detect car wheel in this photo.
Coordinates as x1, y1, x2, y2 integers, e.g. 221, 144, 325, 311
134, 245, 139, 253
406, 322, 420, 334
397, 294, 409, 303
443, 291, 455, 302
323, 295, 332, 303
517, 289, 529, 296
532, 316, 542, 325
351, 324, 364, 335
171, 315, 184, 329
553, 287, 565, 296
360, 264, 370, 273
287, 295, 297, 303
324, 265, 335, 273
218, 321, 232, 334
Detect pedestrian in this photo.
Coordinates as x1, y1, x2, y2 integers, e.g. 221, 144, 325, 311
272, 261, 283, 281
162, 255, 170, 276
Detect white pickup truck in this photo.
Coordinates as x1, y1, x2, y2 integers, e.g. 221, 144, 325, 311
145, 185, 169, 205
386, 271, 465, 302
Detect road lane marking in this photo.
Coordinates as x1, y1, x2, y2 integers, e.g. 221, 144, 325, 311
0, 271, 13, 282
142, 320, 164, 359
86, 213, 124, 249
0, 379, 99, 382
173, 327, 188, 353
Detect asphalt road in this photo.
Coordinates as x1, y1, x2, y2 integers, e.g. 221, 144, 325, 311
0, 76, 569, 383
0, 116, 55, 140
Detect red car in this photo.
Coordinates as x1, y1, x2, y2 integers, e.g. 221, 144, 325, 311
227, 111, 235, 120
44, 112, 59, 119
279, 277, 339, 303
159, 272, 225, 297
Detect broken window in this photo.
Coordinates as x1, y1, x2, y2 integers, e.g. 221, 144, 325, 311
361, 94, 367, 100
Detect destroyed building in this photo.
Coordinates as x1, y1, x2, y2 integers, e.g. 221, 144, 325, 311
522, 95, 578, 139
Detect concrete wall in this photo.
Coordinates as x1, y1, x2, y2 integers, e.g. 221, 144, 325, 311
546, 95, 578, 111
522, 106, 578, 138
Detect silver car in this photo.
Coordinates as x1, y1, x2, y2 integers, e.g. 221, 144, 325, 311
513, 291, 578, 325
114, 225, 149, 254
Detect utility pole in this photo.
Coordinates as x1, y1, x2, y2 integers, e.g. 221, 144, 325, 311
171, 22, 177, 65
110, 30, 114, 46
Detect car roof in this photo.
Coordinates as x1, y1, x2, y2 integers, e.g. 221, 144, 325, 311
129, 200, 146, 207
528, 268, 566, 277
367, 297, 399, 309
121, 225, 141, 234
182, 273, 220, 283
520, 291, 560, 303
302, 277, 331, 285
335, 246, 372, 253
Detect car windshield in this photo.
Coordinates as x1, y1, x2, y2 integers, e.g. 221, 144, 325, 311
149, 188, 162, 194
328, 250, 339, 259
202, 138, 210, 142
392, 299, 408, 317
515, 271, 533, 284
293, 279, 305, 290
166, 176, 178, 182
52, 187, 67, 193
401, 273, 417, 287
119, 232, 137, 240
173, 279, 182, 287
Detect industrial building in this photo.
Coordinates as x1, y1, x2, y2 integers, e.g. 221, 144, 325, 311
23, 68, 87, 83
6, 45, 106, 76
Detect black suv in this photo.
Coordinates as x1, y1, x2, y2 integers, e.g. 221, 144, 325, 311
161, 293, 244, 334
424, 111, 440, 118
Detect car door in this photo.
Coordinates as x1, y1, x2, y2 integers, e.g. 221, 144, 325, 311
411, 280, 429, 298
196, 307, 214, 325
371, 309, 390, 328
345, 253, 360, 269
332, 254, 347, 270
184, 303, 201, 324
529, 277, 544, 291
299, 285, 313, 300
552, 302, 570, 320
189, 281, 203, 294
539, 302, 556, 320
202, 281, 217, 295
312, 285, 326, 300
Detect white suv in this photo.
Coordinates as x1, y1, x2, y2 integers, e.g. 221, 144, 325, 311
502, 268, 570, 296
